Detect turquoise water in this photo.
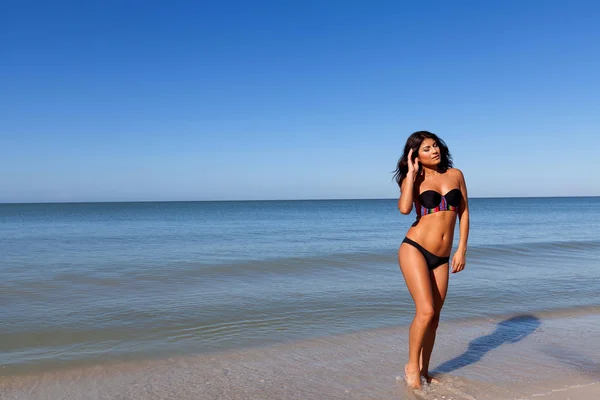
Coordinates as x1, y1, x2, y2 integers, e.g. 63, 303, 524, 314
1, 197, 600, 374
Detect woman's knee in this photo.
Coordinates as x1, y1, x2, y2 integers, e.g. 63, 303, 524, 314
416, 306, 435, 323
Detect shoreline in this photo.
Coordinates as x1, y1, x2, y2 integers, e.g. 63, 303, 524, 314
2, 308, 599, 399
2, 304, 600, 379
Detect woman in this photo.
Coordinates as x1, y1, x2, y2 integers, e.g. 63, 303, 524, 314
393, 131, 470, 389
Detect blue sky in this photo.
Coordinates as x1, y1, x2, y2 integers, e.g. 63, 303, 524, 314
2, 0, 599, 202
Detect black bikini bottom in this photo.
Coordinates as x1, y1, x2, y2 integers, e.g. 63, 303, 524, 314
402, 237, 449, 270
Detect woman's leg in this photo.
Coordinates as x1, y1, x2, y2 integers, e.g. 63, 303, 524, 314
420, 263, 449, 382
398, 243, 435, 389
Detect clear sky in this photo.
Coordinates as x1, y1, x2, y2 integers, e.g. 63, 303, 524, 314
2, 0, 599, 202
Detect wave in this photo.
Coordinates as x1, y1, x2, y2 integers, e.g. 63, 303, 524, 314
192, 239, 600, 277
467, 239, 600, 256
5, 239, 598, 286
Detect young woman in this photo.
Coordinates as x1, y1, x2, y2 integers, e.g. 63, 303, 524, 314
393, 131, 470, 389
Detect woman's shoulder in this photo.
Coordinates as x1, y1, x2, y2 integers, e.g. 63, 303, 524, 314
445, 168, 466, 185
446, 167, 464, 178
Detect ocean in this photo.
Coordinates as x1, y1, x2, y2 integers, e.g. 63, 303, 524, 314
1, 197, 600, 398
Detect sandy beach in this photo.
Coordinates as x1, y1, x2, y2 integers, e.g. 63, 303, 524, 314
2, 308, 598, 400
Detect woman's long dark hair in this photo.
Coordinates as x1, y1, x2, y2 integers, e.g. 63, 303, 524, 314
392, 131, 453, 188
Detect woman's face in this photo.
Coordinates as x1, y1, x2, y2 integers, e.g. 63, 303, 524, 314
417, 138, 441, 166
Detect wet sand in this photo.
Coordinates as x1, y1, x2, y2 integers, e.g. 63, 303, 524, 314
1, 309, 599, 400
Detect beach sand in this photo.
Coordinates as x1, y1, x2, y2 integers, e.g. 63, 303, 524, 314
1, 309, 599, 400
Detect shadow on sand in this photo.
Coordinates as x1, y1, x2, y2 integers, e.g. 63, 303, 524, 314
433, 314, 541, 374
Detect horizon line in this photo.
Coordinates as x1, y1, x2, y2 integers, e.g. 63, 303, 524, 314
1, 195, 599, 205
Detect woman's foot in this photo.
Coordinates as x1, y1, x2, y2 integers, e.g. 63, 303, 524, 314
404, 364, 422, 389
420, 371, 440, 384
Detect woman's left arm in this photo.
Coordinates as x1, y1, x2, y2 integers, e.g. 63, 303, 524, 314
452, 169, 470, 273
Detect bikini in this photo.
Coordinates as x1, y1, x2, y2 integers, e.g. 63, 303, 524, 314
402, 188, 461, 270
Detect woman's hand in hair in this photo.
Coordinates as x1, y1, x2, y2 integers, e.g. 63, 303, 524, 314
407, 148, 420, 180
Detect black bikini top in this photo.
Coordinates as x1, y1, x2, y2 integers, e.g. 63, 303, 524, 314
416, 188, 461, 217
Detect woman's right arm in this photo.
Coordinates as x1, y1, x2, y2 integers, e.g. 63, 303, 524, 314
398, 148, 418, 214
398, 173, 415, 214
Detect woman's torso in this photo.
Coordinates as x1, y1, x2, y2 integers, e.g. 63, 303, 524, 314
404, 169, 461, 257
